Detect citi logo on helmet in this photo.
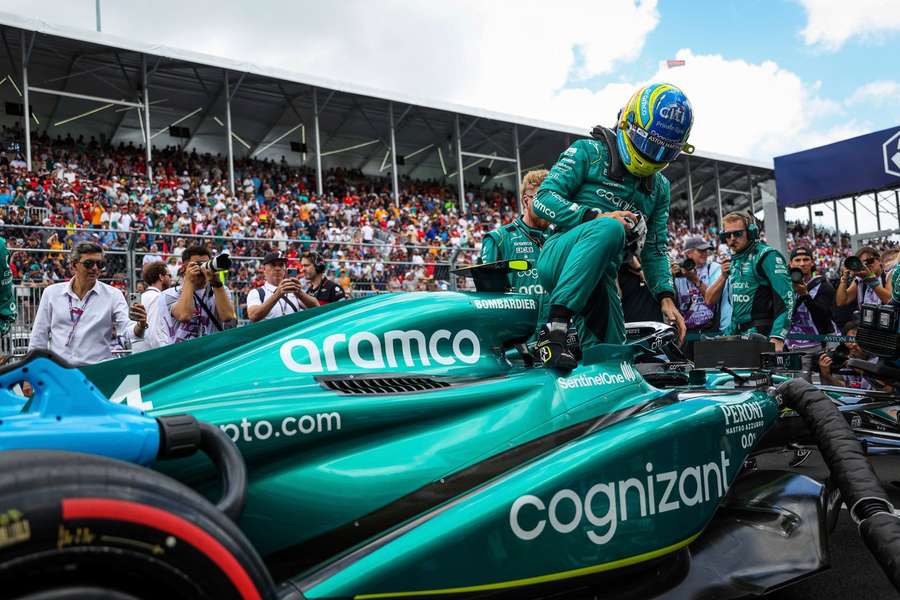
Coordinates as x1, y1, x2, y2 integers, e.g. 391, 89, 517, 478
659, 104, 686, 124
280, 329, 481, 373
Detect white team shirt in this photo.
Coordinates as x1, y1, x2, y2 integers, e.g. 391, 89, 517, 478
246, 282, 303, 320
131, 287, 163, 353
28, 280, 141, 366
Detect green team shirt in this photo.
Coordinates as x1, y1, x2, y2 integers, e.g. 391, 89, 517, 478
0, 237, 15, 335
533, 137, 674, 301
480, 217, 546, 296
725, 241, 794, 340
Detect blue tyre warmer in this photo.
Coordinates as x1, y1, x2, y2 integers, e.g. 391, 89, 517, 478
0, 350, 159, 465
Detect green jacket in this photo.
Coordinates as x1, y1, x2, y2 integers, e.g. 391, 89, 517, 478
0, 237, 15, 335
534, 135, 674, 301
893, 267, 900, 304
725, 240, 794, 340
480, 218, 546, 296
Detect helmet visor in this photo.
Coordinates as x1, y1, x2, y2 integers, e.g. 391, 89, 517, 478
624, 122, 683, 163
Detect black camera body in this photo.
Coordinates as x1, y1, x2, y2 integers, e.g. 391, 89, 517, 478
843, 256, 864, 272
789, 267, 804, 284
673, 257, 695, 277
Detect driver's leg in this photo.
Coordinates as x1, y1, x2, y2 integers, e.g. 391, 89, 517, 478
537, 218, 626, 368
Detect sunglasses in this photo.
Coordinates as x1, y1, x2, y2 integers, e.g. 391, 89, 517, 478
722, 230, 745, 240
863, 257, 879, 266
79, 259, 106, 270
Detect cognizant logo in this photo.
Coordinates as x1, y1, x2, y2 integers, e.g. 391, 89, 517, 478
280, 329, 481, 373
509, 451, 731, 545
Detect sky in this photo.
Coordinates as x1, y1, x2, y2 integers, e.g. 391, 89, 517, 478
0, 0, 898, 167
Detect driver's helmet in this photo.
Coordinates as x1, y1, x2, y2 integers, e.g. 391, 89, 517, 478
616, 83, 694, 177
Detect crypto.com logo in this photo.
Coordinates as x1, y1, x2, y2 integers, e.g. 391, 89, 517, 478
884, 130, 900, 178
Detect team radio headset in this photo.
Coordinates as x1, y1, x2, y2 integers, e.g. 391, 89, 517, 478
306, 252, 328, 298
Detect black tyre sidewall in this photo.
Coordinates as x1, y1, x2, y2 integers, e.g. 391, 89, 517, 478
0, 451, 275, 600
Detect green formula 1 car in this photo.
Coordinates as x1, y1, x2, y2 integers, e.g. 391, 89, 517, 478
1, 265, 899, 600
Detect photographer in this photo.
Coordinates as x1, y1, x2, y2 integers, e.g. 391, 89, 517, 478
149, 245, 236, 346
836, 247, 893, 312
301, 252, 346, 305
247, 252, 318, 322
28, 242, 147, 366
786, 247, 835, 361
673, 236, 723, 355
818, 321, 889, 391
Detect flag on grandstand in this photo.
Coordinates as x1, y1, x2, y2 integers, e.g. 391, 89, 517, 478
666, 59, 686, 68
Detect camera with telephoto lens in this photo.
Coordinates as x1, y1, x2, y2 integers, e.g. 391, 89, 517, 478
200, 253, 231, 273
789, 267, 804, 284
673, 258, 695, 277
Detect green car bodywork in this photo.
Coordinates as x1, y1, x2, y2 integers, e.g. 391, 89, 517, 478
82, 292, 777, 599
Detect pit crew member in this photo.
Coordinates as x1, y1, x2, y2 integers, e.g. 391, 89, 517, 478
721, 212, 794, 351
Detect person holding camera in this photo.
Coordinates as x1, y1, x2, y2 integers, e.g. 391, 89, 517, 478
720, 211, 794, 351
131, 261, 173, 353
301, 252, 346, 305
149, 245, 236, 346
818, 321, 888, 390
28, 242, 148, 366
836, 247, 893, 312
786, 247, 835, 346
673, 236, 723, 355
247, 252, 319, 322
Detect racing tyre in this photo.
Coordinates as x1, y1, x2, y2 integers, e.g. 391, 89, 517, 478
0, 450, 276, 600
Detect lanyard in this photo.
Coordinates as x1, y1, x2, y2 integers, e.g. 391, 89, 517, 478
65, 291, 94, 347
513, 220, 544, 249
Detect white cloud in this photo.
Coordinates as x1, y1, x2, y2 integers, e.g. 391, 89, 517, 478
0, 0, 659, 120
846, 80, 900, 105
526, 49, 852, 160
798, 0, 900, 50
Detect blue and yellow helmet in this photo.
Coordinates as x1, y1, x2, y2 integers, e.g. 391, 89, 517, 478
616, 83, 695, 177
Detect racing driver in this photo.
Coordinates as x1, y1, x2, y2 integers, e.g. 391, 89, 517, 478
721, 211, 794, 350
532, 83, 693, 369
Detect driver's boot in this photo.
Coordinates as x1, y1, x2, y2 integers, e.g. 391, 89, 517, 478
536, 321, 578, 371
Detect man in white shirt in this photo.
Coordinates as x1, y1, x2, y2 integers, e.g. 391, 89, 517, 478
28, 242, 148, 366
246, 252, 318, 322
131, 261, 172, 353
149, 245, 237, 346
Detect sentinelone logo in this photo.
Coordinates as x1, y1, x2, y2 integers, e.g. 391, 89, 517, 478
557, 362, 639, 389
280, 329, 480, 373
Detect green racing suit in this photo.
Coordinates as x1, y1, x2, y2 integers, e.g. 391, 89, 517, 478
481, 217, 548, 336
724, 240, 794, 340
0, 237, 15, 337
480, 217, 546, 296
532, 130, 674, 349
